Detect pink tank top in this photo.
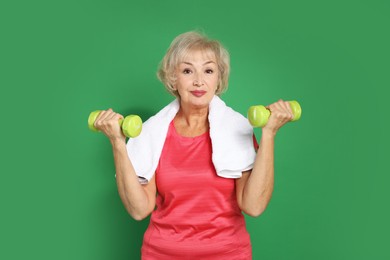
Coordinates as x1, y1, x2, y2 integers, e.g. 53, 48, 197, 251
141, 120, 252, 259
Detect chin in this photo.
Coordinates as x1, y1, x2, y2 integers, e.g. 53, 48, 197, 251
192, 95, 214, 107
180, 97, 208, 109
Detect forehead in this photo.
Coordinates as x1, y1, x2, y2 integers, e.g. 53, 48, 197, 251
180, 48, 217, 64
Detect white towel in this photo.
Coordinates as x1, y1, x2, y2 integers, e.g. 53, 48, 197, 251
126, 95, 256, 184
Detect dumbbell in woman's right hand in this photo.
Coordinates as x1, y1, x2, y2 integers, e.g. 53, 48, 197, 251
247, 100, 302, 128
88, 110, 143, 138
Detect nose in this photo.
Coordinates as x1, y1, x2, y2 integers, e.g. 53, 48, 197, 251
193, 75, 204, 87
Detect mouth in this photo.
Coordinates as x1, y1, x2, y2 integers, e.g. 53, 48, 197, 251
190, 90, 207, 97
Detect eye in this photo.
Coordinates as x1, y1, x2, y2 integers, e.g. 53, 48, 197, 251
183, 68, 192, 74
205, 69, 214, 74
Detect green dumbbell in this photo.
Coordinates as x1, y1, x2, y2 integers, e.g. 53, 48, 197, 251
88, 110, 143, 138
247, 100, 302, 128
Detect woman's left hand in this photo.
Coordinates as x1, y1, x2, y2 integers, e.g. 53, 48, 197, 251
263, 99, 294, 136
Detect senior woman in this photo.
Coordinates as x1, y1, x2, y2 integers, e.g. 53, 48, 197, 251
94, 31, 294, 259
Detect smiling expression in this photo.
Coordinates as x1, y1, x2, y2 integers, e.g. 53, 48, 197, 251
174, 49, 219, 109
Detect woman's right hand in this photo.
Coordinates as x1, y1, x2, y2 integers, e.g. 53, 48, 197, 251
94, 108, 126, 143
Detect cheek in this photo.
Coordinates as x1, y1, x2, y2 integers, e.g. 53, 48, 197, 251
175, 76, 189, 87
211, 75, 219, 88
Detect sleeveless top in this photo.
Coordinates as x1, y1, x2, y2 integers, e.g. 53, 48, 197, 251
141, 120, 252, 259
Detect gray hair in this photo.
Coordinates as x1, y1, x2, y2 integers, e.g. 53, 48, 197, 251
157, 31, 230, 97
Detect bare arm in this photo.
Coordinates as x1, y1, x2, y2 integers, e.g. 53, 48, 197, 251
236, 100, 294, 217
236, 131, 275, 217
95, 109, 156, 221
111, 139, 156, 221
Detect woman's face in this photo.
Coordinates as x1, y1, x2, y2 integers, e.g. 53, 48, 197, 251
174, 49, 219, 109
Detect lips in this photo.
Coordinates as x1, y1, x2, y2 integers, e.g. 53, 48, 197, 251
190, 90, 206, 97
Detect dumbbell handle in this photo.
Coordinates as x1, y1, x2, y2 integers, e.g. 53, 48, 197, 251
88, 110, 142, 138
248, 100, 302, 128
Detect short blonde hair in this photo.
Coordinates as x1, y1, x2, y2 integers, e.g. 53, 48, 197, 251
157, 31, 230, 97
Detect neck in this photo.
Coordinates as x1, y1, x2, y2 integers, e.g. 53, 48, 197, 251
176, 102, 209, 128
173, 100, 209, 137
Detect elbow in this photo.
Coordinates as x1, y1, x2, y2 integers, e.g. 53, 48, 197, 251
240, 192, 273, 217
243, 207, 266, 218
127, 205, 153, 221
124, 198, 155, 221
131, 211, 150, 221
241, 203, 268, 218
132, 214, 147, 221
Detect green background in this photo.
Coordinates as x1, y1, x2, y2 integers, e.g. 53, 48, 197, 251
1, 0, 389, 259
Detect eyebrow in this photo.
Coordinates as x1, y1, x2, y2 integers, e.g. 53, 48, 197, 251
181, 61, 216, 66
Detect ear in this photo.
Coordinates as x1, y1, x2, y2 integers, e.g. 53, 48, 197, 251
215, 83, 219, 93
171, 75, 177, 91
169, 80, 176, 91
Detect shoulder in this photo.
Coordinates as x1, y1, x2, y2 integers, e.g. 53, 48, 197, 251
142, 99, 180, 128
210, 96, 248, 125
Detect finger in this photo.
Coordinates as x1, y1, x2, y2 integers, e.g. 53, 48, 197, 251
273, 101, 285, 113
95, 109, 114, 128
276, 100, 291, 114
268, 100, 286, 115
94, 110, 106, 128
117, 112, 124, 120
267, 101, 279, 111
277, 100, 294, 120
278, 99, 289, 111
95, 108, 109, 121
284, 101, 294, 120
106, 110, 119, 121
273, 101, 292, 122
277, 100, 292, 120
100, 108, 116, 122
104, 111, 123, 130
107, 113, 124, 127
